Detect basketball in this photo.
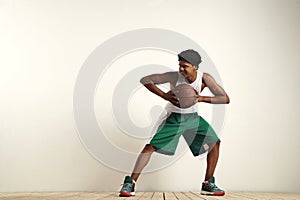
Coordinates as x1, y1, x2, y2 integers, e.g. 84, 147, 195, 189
172, 84, 198, 108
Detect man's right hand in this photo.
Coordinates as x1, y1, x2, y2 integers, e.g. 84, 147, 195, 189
162, 90, 180, 107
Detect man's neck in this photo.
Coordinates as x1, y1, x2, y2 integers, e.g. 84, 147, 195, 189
186, 72, 197, 83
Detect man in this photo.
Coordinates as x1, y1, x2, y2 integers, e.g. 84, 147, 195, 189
119, 49, 230, 197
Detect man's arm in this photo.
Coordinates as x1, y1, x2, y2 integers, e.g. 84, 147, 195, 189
197, 73, 230, 104
140, 72, 179, 106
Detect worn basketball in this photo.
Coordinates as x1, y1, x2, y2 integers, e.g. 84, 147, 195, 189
172, 84, 198, 108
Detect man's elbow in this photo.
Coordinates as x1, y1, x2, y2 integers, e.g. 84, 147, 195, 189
225, 94, 230, 104
140, 76, 152, 85
140, 77, 147, 85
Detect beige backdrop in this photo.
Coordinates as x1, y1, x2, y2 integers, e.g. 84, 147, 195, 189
0, 0, 299, 193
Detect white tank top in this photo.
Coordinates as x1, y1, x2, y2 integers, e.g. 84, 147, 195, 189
165, 71, 203, 114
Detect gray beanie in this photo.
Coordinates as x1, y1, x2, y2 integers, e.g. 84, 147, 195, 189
178, 49, 202, 67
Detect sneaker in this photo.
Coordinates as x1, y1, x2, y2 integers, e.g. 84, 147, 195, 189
201, 177, 225, 196
119, 176, 135, 197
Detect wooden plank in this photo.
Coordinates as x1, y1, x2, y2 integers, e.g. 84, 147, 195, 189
185, 192, 219, 200
236, 192, 274, 200
174, 192, 209, 200
0, 192, 299, 200
151, 192, 164, 200
163, 192, 177, 200
233, 192, 300, 200
221, 192, 253, 200
97, 192, 121, 200
173, 192, 192, 200
63, 192, 106, 200
238, 192, 275, 200
230, 192, 294, 200
137, 192, 154, 199
277, 192, 300, 200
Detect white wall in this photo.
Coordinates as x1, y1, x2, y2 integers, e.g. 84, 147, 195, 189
1, 0, 300, 193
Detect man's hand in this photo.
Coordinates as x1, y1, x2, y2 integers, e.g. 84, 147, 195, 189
193, 89, 202, 103
162, 90, 180, 107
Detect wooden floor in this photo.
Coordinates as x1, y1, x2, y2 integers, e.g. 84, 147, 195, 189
0, 192, 299, 200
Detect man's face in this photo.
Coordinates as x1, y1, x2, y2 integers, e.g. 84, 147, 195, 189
179, 60, 196, 77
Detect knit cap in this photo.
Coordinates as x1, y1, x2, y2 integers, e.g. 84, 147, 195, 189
178, 49, 202, 67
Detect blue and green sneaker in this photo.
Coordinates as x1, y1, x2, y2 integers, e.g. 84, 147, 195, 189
201, 177, 225, 196
119, 176, 135, 197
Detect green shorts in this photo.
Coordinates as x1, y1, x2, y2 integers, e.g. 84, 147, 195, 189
150, 112, 220, 156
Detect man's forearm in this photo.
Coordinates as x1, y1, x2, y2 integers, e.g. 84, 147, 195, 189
199, 95, 230, 104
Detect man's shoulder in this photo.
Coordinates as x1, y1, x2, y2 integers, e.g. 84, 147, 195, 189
202, 72, 214, 79
163, 71, 179, 77
165, 71, 178, 74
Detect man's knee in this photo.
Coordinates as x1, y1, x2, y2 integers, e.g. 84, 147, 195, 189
208, 141, 220, 152
142, 144, 156, 153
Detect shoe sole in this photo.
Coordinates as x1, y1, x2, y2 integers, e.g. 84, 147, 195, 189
201, 190, 225, 196
119, 192, 135, 197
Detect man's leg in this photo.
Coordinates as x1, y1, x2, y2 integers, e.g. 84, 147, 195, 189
120, 112, 179, 197
201, 141, 225, 196
205, 141, 220, 181
131, 144, 156, 181
119, 144, 156, 197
